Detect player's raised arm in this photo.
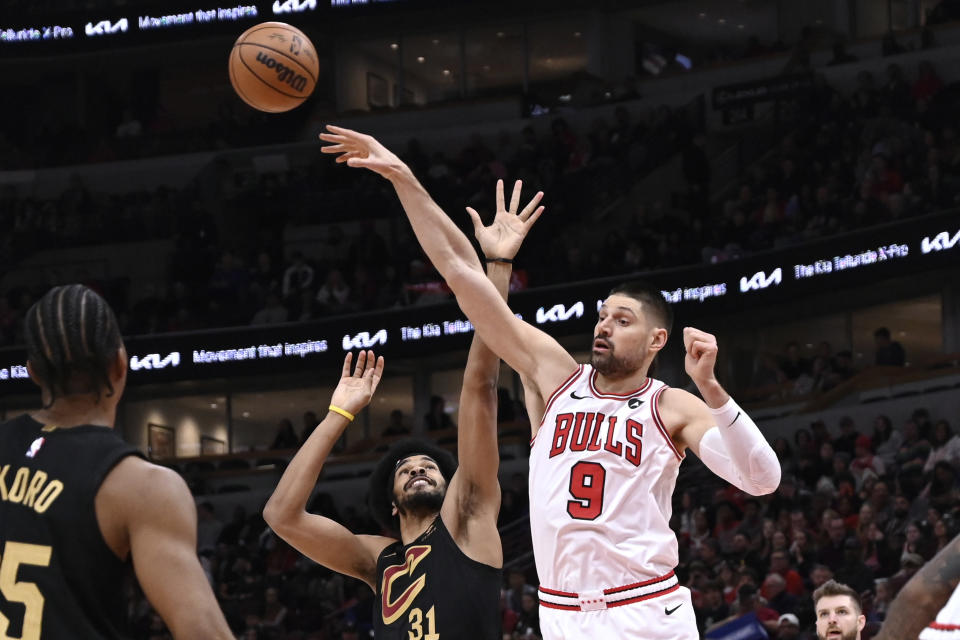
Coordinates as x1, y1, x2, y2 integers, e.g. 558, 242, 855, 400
263, 351, 393, 589
874, 533, 960, 640
319, 126, 577, 401
661, 327, 781, 496
442, 194, 541, 561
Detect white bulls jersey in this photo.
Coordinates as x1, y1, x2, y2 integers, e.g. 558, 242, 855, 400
529, 364, 684, 594
920, 584, 960, 639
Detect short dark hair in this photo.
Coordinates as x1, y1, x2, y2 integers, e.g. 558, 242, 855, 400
874, 327, 891, 339
812, 579, 861, 613
368, 438, 457, 535
25, 284, 123, 408
608, 281, 674, 336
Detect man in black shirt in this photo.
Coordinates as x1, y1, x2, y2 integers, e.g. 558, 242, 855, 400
0, 285, 232, 639
265, 193, 543, 640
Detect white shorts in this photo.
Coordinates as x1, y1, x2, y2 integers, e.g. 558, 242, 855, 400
539, 586, 698, 640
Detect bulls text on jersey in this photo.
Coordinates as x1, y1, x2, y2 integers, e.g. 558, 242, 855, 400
549, 412, 644, 467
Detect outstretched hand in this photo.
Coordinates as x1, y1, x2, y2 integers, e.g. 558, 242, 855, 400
467, 179, 545, 261
329, 351, 385, 417
319, 125, 404, 178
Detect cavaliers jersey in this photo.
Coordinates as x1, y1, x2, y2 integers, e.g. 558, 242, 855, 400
374, 515, 501, 640
529, 364, 683, 593
920, 584, 960, 639
0, 414, 143, 639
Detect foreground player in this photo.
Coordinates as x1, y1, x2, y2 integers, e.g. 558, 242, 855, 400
874, 533, 960, 640
264, 202, 540, 639
0, 285, 232, 639
320, 126, 781, 639
813, 580, 865, 640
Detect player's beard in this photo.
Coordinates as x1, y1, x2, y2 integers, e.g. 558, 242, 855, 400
395, 485, 445, 518
818, 627, 858, 640
591, 336, 644, 378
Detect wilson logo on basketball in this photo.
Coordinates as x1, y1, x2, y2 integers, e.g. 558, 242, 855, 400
254, 51, 308, 92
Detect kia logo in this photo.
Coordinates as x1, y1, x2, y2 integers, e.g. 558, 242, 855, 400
536, 302, 585, 324
739, 268, 782, 292
130, 352, 180, 371
342, 329, 388, 350
921, 229, 960, 254
84, 18, 128, 36
272, 0, 317, 14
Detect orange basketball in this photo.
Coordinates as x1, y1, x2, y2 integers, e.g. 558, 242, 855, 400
228, 22, 318, 113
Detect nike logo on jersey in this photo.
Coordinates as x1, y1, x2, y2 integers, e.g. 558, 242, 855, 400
570, 391, 588, 400
665, 603, 683, 615
627, 397, 644, 409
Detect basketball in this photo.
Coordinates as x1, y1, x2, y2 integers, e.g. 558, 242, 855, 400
228, 22, 318, 113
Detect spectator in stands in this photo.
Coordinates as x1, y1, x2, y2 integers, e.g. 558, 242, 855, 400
707, 583, 779, 637
872, 415, 902, 469
873, 327, 906, 366
851, 434, 886, 486
923, 460, 959, 513
833, 350, 857, 382
281, 252, 314, 300
834, 417, 862, 457
895, 419, 931, 479
512, 592, 541, 640
315, 269, 352, 314
197, 502, 224, 554
423, 395, 455, 431
778, 613, 801, 639
381, 409, 412, 437
819, 517, 848, 568
505, 569, 537, 615
250, 291, 289, 326
768, 549, 805, 597
260, 586, 287, 632
270, 419, 299, 450
697, 580, 730, 634
923, 419, 960, 472
761, 572, 797, 615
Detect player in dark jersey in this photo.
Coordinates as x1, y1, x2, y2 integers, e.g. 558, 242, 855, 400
264, 194, 543, 639
0, 285, 233, 639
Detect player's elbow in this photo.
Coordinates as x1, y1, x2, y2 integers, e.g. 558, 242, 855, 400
262, 496, 290, 532
445, 261, 484, 294
746, 446, 782, 496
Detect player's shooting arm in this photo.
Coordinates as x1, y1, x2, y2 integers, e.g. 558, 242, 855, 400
263, 351, 393, 589
318, 126, 577, 400
873, 533, 960, 640
664, 328, 780, 496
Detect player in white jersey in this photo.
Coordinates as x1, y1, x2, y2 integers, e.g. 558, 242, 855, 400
874, 533, 960, 640
318, 126, 782, 640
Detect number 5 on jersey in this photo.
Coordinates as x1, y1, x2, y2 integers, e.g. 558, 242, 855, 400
567, 461, 606, 520
0, 542, 52, 640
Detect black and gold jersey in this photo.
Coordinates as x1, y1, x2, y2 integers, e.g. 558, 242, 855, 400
374, 515, 501, 640
0, 413, 143, 639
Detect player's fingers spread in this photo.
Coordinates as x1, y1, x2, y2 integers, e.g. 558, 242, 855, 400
509, 180, 523, 213
495, 179, 505, 212
525, 205, 545, 228
320, 144, 347, 154
519, 191, 544, 220
465, 207, 483, 232
341, 352, 353, 378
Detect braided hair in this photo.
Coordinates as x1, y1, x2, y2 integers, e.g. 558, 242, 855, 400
24, 284, 124, 407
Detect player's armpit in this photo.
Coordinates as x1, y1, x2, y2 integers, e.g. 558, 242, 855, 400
268, 510, 393, 589
108, 460, 234, 640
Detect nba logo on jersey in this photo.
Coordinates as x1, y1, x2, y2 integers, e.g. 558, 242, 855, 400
26, 436, 45, 458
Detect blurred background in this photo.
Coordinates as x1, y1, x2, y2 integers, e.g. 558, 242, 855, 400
1, 0, 959, 638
